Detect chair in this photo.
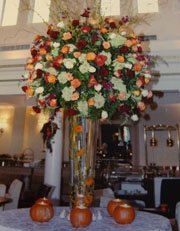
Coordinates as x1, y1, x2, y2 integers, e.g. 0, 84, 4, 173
36, 183, 55, 199
0, 184, 6, 211
3, 179, 23, 210
160, 179, 180, 218
175, 201, 180, 231
94, 187, 115, 207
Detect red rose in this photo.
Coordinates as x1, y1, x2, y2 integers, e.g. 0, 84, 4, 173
81, 25, 91, 33
72, 19, 80, 26
119, 46, 129, 53
81, 8, 90, 17
22, 86, 28, 92
53, 56, 63, 69
95, 54, 107, 66
110, 22, 117, 29
76, 39, 87, 50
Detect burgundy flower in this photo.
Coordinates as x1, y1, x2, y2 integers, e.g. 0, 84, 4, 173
22, 86, 28, 93
119, 46, 129, 54
47, 29, 59, 39
137, 46, 143, 53
118, 104, 130, 113
72, 19, 80, 27
32, 106, 41, 113
36, 69, 43, 77
125, 69, 135, 78
91, 32, 99, 43
81, 8, 90, 18
99, 66, 109, 77
109, 22, 117, 29
102, 81, 113, 90
64, 109, 78, 117
31, 49, 37, 58
76, 39, 87, 50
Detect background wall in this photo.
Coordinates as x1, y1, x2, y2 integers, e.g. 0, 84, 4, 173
0, 0, 180, 165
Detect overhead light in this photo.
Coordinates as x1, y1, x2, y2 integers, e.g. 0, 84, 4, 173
150, 128, 158, 147
167, 129, 174, 147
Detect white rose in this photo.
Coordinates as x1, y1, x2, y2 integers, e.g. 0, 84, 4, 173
57, 21, 65, 28
53, 42, 60, 48
101, 110, 108, 119
63, 58, 76, 69
89, 66, 96, 73
35, 63, 43, 70
124, 63, 133, 69
142, 89, 148, 97
94, 84, 102, 92
131, 114, 139, 121
35, 87, 44, 94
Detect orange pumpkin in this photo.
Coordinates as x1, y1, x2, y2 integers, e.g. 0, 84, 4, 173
30, 197, 54, 222
107, 199, 125, 216
70, 206, 92, 228
113, 204, 135, 224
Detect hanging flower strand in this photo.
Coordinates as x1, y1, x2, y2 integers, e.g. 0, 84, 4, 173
22, 7, 153, 122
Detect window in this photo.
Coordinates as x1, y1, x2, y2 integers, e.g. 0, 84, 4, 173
32, 0, 50, 23
0, 0, 20, 26
137, 0, 159, 13
100, 0, 120, 16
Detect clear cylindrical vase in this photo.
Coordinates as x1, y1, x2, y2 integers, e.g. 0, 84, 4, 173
68, 115, 98, 207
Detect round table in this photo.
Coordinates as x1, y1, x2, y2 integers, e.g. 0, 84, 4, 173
0, 207, 172, 231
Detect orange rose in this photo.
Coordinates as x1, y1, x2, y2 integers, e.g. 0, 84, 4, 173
117, 55, 125, 63
76, 148, 85, 157
73, 51, 81, 58
102, 41, 110, 49
86, 52, 96, 61
49, 99, 57, 107
46, 54, 53, 61
84, 177, 94, 186
126, 40, 133, 47
61, 45, 70, 54
74, 125, 83, 133
47, 74, 57, 83
62, 32, 72, 40
88, 98, 95, 106
26, 87, 34, 97
134, 63, 142, 72
100, 27, 108, 33
133, 89, 141, 97
71, 78, 81, 88
71, 92, 79, 101
26, 63, 33, 71
39, 48, 47, 55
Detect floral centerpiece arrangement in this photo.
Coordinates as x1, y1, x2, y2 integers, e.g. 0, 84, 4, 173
22, 4, 154, 218
22, 7, 152, 122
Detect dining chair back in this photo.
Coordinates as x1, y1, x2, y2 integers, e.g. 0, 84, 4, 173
160, 178, 180, 218
3, 179, 23, 210
175, 201, 180, 231
0, 184, 6, 211
0, 184, 6, 197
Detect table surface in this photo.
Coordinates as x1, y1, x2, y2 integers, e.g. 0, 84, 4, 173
0, 207, 172, 231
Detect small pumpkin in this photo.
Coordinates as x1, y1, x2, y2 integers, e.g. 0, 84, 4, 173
107, 199, 125, 216
70, 206, 92, 228
113, 204, 135, 224
30, 197, 54, 222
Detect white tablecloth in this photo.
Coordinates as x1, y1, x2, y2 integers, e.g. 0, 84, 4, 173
0, 207, 172, 231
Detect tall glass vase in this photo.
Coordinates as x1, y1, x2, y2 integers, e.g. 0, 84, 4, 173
68, 115, 98, 208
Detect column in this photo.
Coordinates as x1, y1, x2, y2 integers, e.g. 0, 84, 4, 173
44, 111, 63, 202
